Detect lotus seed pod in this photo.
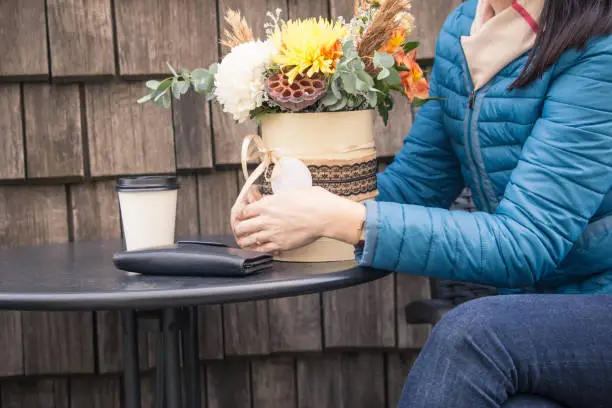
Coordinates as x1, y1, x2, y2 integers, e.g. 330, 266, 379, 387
265, 72, 328, 111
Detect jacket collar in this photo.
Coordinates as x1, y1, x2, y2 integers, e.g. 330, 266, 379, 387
461, 0, 545, 91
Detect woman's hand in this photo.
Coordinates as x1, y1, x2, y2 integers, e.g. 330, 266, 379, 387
230, 185, 262, 242
233, 186, 366, 253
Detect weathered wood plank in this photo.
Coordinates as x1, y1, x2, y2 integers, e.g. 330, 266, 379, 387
329, 0, 353, 19
251, 358, 296, 408
197, 171, 240, 359
297, 353, 385, 408
0, 312, 23, 376
70, 377, 120, 408
323, 275, 395, 348
47, 0, 115, 77
0, 0, 48, 77
206, 360, 251, 408
0, 185, 68, 378
0, 185, 68, 249
340, 353, 385, 407
374, 97, 413, 158
114, 0, 217, 76
297, 355, 342, 408
95, 310, 157, 373
85, 82, 175, 176
386, 352, 417, 408
268, 294, 322, 353
0, 84, 24, 180
22, 311, 95, 375
211, 100, 258, 166
223, 300, 271, 356
1, 379, 69, 408
173, 92, 214, 170
23, 83, 83, 178
70, 181, 156, 373
199, 305, 224, 360
198, 171, 238, 236
176, 175, 200, 238
70, 180, 121, 241
288, 0, 329, 18
408, 0, 462, 60
212, 0, 286, 165
396, 274, 432, 349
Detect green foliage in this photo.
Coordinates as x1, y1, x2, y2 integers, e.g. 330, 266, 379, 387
402, 41, 420, 54
137, 62, 218, 108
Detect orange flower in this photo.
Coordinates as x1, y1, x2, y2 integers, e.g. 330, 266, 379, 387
380, 29, 406, 55
395, 49, 429, 101
323, 39, 344, 71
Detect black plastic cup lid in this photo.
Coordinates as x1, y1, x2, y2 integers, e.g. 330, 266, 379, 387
116, 175, 179, 191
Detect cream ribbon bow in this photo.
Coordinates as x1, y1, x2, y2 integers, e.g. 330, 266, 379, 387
237, 134, 376, 203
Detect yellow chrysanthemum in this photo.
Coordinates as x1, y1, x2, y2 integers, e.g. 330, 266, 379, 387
271, 18, 347, 83
380, 29, 406, 54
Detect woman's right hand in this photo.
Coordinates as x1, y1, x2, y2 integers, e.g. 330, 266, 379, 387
230, 185, 262, 243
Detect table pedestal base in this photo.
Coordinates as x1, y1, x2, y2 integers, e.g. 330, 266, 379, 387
121, 306, 201, 408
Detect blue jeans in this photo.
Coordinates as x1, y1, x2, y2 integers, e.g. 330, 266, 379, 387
398, 295, 612, 408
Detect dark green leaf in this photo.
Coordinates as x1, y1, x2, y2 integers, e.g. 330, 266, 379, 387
385, 68, 402, 87
402, 41, 420, 54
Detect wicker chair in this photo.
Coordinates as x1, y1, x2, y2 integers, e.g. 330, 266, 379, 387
404, 189, 498, 325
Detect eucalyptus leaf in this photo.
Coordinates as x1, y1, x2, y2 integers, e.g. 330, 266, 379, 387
161, 93, 171, 108
386, 68, 402, 87
171, 80, 190, 100
331, 77, 341, 98
341, 74, 357, 94
208, 63, 219, 74
373, 51, 395, 69
329, 97, 348, 111
167, 62, 178, 77
321, 91, 339, 106
366, 90, 377, 107
191, 68, 209, 82
146, 80, 161, 90
355, 78, 369, 92
356, 70, 374, 88
377, 68, 390, 80
137, 93, 153, 104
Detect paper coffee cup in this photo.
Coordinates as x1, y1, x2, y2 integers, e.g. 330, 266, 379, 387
116, 175, 179, 252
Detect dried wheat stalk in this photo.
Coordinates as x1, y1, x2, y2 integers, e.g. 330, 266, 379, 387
357, 0, 410, 74
220, 9, 255, 49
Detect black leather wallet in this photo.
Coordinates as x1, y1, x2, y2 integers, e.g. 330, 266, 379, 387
112, 241, 273, 277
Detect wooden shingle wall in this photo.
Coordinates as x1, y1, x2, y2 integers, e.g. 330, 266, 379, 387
0, 0, 463, 406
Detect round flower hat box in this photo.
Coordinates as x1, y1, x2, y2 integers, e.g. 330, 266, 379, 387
259, 109, 378, 262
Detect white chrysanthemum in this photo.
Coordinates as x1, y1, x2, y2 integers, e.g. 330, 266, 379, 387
214, 40, 277, 123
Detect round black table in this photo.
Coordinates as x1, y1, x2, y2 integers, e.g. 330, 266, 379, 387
0, 238, 388, 408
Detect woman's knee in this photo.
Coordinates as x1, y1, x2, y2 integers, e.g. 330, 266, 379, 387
428, 296, 511, 346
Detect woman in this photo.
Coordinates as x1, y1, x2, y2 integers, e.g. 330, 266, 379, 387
233, 0, 612, 406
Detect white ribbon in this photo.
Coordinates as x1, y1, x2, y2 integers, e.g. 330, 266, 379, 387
237, 134, 375, 203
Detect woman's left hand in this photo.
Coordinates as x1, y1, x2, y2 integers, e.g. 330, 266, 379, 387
233, 186, 366, 253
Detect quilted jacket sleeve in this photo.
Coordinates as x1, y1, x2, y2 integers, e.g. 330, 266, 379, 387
376, 42, 464, 208
358, 42, 612, 289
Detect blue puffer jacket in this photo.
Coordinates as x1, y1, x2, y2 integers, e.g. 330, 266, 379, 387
357, 0, 612, 294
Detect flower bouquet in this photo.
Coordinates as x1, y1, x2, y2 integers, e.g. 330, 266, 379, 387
139, 0, 433, 262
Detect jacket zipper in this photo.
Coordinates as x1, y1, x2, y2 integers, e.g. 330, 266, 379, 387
460, 46, 492, 213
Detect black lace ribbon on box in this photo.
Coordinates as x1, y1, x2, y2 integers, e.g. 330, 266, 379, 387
261, 157, 378, 198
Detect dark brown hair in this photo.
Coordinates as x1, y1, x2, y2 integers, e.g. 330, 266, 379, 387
510, 0, 612, 89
